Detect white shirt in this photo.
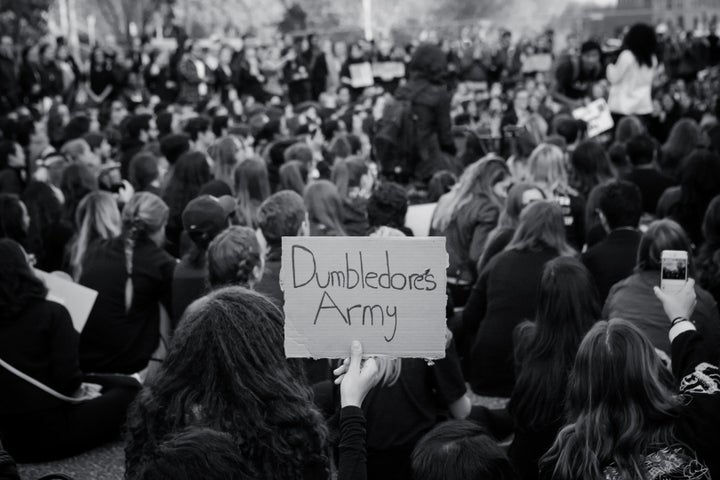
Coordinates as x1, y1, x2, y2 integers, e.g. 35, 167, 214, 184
607, 50, 656, 116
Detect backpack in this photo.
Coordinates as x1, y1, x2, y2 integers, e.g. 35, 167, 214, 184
374, 94, 419, 180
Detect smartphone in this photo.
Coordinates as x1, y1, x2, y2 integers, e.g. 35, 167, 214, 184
660, 250, 688, 293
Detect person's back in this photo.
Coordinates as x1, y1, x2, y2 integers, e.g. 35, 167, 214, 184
603, 270, 720, 353
395, 44, 456, 182
623, 133, 675, 214
467, 248, 558, 396
361, 343, 468, 480
255, 191, 308, 308
80, 236, 175, 373
582, 181, 643, 303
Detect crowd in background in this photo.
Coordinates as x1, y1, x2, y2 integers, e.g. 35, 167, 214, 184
0, 17, 720, 480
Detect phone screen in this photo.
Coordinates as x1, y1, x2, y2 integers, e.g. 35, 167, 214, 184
661, 252, 688, 293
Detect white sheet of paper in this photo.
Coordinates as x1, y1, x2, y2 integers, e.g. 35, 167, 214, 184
405, 203, 437, 237
35, 270, 98, 333
349, 62, 375, 89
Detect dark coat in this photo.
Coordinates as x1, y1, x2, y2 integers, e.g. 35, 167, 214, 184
395, 44, 456, 181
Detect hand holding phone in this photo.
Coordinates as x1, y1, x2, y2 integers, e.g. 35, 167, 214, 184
660, 250, 688, 294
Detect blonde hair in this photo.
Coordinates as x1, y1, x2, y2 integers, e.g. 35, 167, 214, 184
69, 192, 122, 280
528, 143, 576, 197
211, 137, 243, 193
122, 192, 169, 312
431, 154, 510, 233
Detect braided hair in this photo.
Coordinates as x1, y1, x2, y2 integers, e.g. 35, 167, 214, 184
121, 192, 169, 312
207, 226, 262, 289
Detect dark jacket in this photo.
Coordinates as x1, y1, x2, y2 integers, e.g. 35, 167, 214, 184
623, 167, 676, 215
442, 194, 500, 285
0, 300, 81, 415
582, 228, 642, 304
79, 237, 176, 374
603, 270, 720, 354
463, 248, 559, 396
395, 44, 456, 182
254, 246, 282, 308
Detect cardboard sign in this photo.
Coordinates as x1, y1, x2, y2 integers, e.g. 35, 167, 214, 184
521, 54, 553, 73
281, 237, 448, 359
35, 270, 98, 333
572, 99, 614, 138
405, 203, 437, 237
372, 61, 406, 81
349, 62, 375, 89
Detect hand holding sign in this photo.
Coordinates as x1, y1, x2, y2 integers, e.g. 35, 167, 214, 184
334, 340, 380, 407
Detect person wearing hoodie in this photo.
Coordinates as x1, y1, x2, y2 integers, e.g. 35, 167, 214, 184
394, 43, 456, 182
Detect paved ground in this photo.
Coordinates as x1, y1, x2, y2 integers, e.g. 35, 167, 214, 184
17, 442, 124, 480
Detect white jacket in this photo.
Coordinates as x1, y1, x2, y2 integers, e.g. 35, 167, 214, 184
607, 50, 656, 116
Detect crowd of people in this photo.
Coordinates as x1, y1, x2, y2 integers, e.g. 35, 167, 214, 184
1, 17, 720, 480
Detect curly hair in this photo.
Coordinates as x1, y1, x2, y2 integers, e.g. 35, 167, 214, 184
368, 181, 410, 232
124, 287, 329, 480
0, 239, 48, 323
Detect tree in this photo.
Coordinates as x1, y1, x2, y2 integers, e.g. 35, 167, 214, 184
88, 0, 175, 42
0, 0, 53, 42
278, 3, 308, 34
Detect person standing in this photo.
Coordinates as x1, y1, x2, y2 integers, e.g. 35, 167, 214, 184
607, 24, 658, 123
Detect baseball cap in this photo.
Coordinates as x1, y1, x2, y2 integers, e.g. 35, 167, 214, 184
182, 195, 236, 241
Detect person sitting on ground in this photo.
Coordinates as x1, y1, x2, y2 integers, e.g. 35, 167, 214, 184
79, 192, 176, 374
171, 195, 235, 325
304, 180, 346, 236
476, 182, 545, 274
542, 283, 720, 479
125, 287, 330, 480
507, 257, 599, 480
255, 191, 309, 307
462, 201, 575, 397
582, 181, 643, 303
603, 219, 720, 354
68, 191, 122, 281
696, 196, 720, 306
0, 239, 139, 463
623, 133, 674, 215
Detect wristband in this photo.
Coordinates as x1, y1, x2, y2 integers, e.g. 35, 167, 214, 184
671, 316, 689, 327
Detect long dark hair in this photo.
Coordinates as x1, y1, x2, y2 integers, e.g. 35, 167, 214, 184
697, 195, 720, 296
124, 287, 329, 480
0, 238, 48, 323
541, 319, 678, 480
21, 181, 63, 270
509, 257, 599, 430
0, 193, 28, 247
673, 149, 720, 243
60, 163, 99, 224
163, 151, 211, 231
623, 23, 657, 68
569, 139, 613, 199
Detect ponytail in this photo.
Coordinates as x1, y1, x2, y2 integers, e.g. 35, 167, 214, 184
120, 192, 170, 312
124, 223, 138, 312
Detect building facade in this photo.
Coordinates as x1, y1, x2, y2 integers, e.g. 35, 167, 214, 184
653, 0, 720, 31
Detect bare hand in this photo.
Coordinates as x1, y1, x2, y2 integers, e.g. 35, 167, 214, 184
333, 340, 380, 408
653, 278, 697, 323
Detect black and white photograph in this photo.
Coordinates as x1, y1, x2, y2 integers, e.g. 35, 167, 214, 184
1, 0, 720, 479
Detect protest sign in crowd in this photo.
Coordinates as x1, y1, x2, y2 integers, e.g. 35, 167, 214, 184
1, 17, 720, 480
